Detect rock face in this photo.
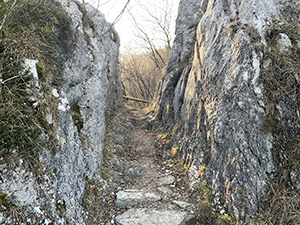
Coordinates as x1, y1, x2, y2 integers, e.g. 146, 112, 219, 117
154, 0, 300, 223
0, 0, 121, 224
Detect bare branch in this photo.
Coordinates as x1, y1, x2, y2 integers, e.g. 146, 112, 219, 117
99, 0, 130, 37
0, 0, 18, 32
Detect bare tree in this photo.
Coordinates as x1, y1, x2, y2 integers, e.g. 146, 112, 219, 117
128, 0, 175, 69
121, 46, 169, 108
121, 0, 176, 108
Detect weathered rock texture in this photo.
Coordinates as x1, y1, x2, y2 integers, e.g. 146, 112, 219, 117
0, 0, 121, 224
154, 0, 299, 223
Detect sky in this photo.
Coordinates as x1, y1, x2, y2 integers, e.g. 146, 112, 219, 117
85, 0, 180, 53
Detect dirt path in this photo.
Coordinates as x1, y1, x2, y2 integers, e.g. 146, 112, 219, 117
95, 107, 197, 225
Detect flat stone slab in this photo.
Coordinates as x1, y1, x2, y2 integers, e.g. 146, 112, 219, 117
173, 200, 192, 209
155, 175, 175, 186
115, 189, 161, 207
157, 186, 173, 195
115, 208, 195, 225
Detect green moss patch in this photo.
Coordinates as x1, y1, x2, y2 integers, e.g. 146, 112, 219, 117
70, 105, 84, 134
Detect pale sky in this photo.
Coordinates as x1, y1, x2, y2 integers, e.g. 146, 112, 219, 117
85, 0, 180, 52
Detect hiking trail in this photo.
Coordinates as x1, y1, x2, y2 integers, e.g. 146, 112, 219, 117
98, 106, 197, 225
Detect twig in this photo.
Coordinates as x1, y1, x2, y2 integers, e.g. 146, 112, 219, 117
0, 0, 18, 32
99, 0, 130, 37
2, 74, 23, 84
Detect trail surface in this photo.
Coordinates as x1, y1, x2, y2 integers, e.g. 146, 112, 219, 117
98, 107, 196, 225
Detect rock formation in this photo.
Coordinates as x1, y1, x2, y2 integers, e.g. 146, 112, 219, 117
0, 0, 121, 224
1, 0, 299, 224
153, 0, 300, 223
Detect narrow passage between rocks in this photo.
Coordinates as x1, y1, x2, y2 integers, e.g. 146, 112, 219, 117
99, 107, 197, 225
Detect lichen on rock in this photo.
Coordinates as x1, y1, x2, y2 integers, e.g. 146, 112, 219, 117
0, 0, 122, 224
152, 0, 300, 224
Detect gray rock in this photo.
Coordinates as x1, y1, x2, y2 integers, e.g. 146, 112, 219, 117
0, 0, 122, 224
157, 186, 173, 195
114, 208, 194, 225
179, 214, 197, 225
124, 163, 142, 180
152, 0, 299, 223
155, 175, 175, 186
115, 189, 161, 207
277, 33, 292, 53
112, 144, 127, 158
173, 200, 192, 209
290, 170, 300, 192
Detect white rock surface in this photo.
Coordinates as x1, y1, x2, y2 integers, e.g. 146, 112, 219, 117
115, 189, 161, 207
277, 33, 292, 53
173, 200, 192, 209
0, 1, 122, 224
153, 0, 299, 224
155, 175, 175, 186
114, 208, 192, 225
157, 186, 173, 195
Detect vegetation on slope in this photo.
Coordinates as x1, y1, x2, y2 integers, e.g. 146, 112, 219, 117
256, 16, 300, 225
0, 0, 73, 177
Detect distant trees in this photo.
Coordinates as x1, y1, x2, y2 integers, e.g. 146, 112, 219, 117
121, 47, 169, 107
122, 0, 176, 108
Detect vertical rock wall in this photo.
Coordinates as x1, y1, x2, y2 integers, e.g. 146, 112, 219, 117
0, 0, 122, 224
154, 0, 299, 223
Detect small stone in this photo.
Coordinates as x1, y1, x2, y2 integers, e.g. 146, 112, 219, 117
155, 175, 175, 186
115, 189, 161, 207
277, 33, 292, 53
179, 214, 197, 225
173, 200, 192, 209
157, 186, 173, 195
124, 163, 142, 180
52, 89, 59, 98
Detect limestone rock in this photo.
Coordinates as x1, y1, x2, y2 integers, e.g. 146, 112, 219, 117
157, 186, 173, 195
277, 33, 292, 53
153, 0, 299, 223
0, 0, 121, 224
155, 175, 175, 186
114, 208, 194, 225
173, 200, 192, 209
115, 189, 161, 207
124, 163, 142, 180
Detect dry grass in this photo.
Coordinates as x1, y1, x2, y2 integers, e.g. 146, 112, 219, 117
256, 18, 300, 224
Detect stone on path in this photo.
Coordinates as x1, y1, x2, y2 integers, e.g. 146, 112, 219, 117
124, 163, 142, 180
173, 200, 192, 209
114, 208, 195, 225
115, 189, 161, 207
157, 186, 173, 195
154, 175, 175, 186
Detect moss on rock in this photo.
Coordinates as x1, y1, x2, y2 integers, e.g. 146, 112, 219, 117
0, 0, 74, 161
